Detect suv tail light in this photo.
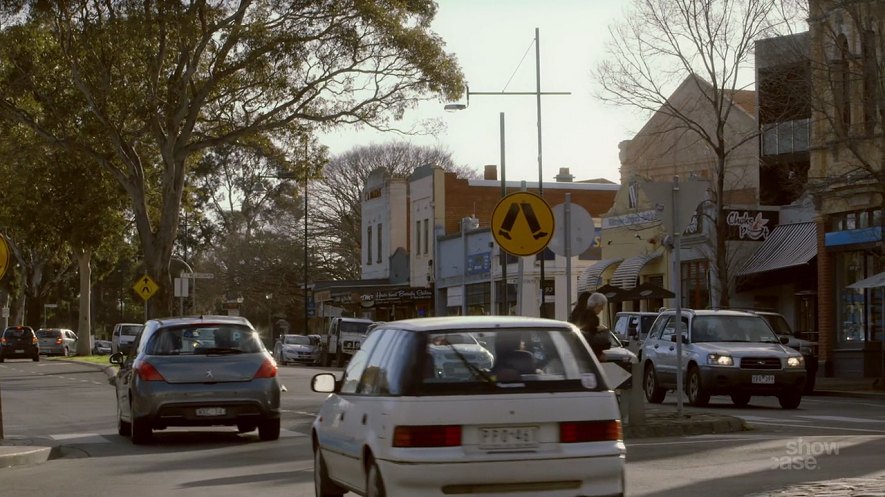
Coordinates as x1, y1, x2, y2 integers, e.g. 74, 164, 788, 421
393, 425, 462, 447
253, 358, 278, 379
134, 359, 166, 382
55, 338, 63, 345
560, 420, 622, 443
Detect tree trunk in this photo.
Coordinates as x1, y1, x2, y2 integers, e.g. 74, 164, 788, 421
76, 249, 93, 356
715, 154, 730, 308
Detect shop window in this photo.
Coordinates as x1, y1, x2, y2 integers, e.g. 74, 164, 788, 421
681, 260, 709, 309
862, 30, 879, 135
423, 219, 429, 255
837, 252, 866, 346
833, 34, 851, 131
377, 223, 383, 263
367, 226, 373, 265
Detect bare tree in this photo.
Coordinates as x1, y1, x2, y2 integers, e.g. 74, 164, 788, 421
311, 142, 476, 281
595, 0, 785, 306
801, 1, 884, 210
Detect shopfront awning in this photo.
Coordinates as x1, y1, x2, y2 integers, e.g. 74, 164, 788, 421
577, 258, 623, 293
737, 222, 817, 276
610, 252, 663, 290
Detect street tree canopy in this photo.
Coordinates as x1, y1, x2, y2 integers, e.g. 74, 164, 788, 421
0, 1, 465, 315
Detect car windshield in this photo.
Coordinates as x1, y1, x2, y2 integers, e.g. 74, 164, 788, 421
4, 329, 29, 338
146, 324, 263, 355
762, 314, 792, 336
691, 316, 781, 343
420, 328, 602, 394
37, 330, 61, 338
120, 325, 142, 337
284, 335, 311, 345
340, 321, 371, 334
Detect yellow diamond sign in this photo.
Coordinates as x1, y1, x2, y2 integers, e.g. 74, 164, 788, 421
0, 235, 10, 281
133, 274, 159, 301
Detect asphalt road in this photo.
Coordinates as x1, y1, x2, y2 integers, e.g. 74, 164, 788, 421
1, 359, 884, 497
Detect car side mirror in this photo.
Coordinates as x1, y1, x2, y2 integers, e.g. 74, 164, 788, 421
311, 373, 338, 393
779, 336, 790, 345
109, 352, 125, 365
671, 334, 686, 343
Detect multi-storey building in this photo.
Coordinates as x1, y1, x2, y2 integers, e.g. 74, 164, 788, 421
315, 164, 619, 321
807, 0, 883, 377
596, 75, 763, 319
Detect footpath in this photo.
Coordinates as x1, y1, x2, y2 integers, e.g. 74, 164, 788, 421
2, 362, 884, 496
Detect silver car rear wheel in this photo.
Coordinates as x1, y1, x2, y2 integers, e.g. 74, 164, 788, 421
314, 447, 344, 497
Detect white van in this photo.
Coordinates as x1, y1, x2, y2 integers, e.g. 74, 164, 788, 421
112, 323, 144, 354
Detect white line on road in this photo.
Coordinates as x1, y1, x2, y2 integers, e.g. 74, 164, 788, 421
797, 415, 885, 423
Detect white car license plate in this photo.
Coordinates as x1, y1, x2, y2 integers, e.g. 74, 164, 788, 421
15, 349, 24, 353
752, 374, 775, 384
196, 407, 226, 417
479, 426, 538, 450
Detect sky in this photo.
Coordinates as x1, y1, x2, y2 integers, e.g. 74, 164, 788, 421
320, 0, 650, 185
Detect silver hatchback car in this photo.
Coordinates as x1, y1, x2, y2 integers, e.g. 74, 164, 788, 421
110, 315, 281, 444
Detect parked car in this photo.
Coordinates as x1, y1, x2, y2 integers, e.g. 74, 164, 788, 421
112, 323, 143, 355
36, 328, 79, 357
110, 315, 281, 444
0, 326, 40, 362
612, 311, 659, 344
311, 316, 625, 497
753, 310, 819, 394
93, 339, 113, 355
640, 309, 806, 409
274, 334, 320, 365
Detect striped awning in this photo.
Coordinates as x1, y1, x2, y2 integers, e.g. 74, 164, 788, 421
577, 258, 623, 293
610, 252, 663, 290
737, 222, 817, 276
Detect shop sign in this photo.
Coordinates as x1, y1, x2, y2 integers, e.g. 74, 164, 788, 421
467, 252, 491, 275
725, 209, 779, 241
360, 288, 433, 306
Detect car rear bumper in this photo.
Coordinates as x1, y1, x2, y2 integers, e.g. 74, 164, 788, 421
699, 367, 805, 394
1, 346, 39, 358
374, 453, 625, 497
130, 379, 281, 427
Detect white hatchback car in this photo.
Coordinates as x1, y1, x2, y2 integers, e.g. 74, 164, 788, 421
310, 316, 625, 497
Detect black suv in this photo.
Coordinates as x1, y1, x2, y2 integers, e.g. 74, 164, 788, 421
0, 326, 40, 362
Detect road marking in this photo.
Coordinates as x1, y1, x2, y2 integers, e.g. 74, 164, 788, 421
797, 415, 885, 424
47, 428, 307, 443
740, 415, 812, 424
743, 420, 885, 434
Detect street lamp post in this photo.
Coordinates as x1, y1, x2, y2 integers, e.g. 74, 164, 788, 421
444, 28, 568, 318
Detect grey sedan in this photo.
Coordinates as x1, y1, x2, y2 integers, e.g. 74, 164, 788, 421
110, 315, 281, 444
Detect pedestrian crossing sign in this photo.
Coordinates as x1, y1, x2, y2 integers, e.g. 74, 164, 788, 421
492, 191, 554, 256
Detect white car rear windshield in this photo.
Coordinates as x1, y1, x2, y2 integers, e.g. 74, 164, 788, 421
418, 328, 602, 394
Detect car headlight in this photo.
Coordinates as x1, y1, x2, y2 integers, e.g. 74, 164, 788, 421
707, 354, 734, 366
786, 356, 805, 368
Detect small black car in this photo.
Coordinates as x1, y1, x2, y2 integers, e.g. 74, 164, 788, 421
0, 326, 40, 362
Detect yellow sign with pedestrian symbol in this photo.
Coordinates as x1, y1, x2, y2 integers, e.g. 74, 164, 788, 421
0, 235, 10, 281
492, 192, 555, 256
133, 274, 159, 301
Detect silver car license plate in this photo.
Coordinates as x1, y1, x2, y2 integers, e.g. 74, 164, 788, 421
15, 349, 24, 353
752, 374, 775, 384
479, 426, 538, 450
196, 407, 226, 416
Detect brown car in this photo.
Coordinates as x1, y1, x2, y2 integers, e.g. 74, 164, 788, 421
0, 326, 40, 362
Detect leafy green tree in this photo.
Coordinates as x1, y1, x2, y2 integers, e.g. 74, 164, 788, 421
0, 123, 127, 353
0, 1, 465, 316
